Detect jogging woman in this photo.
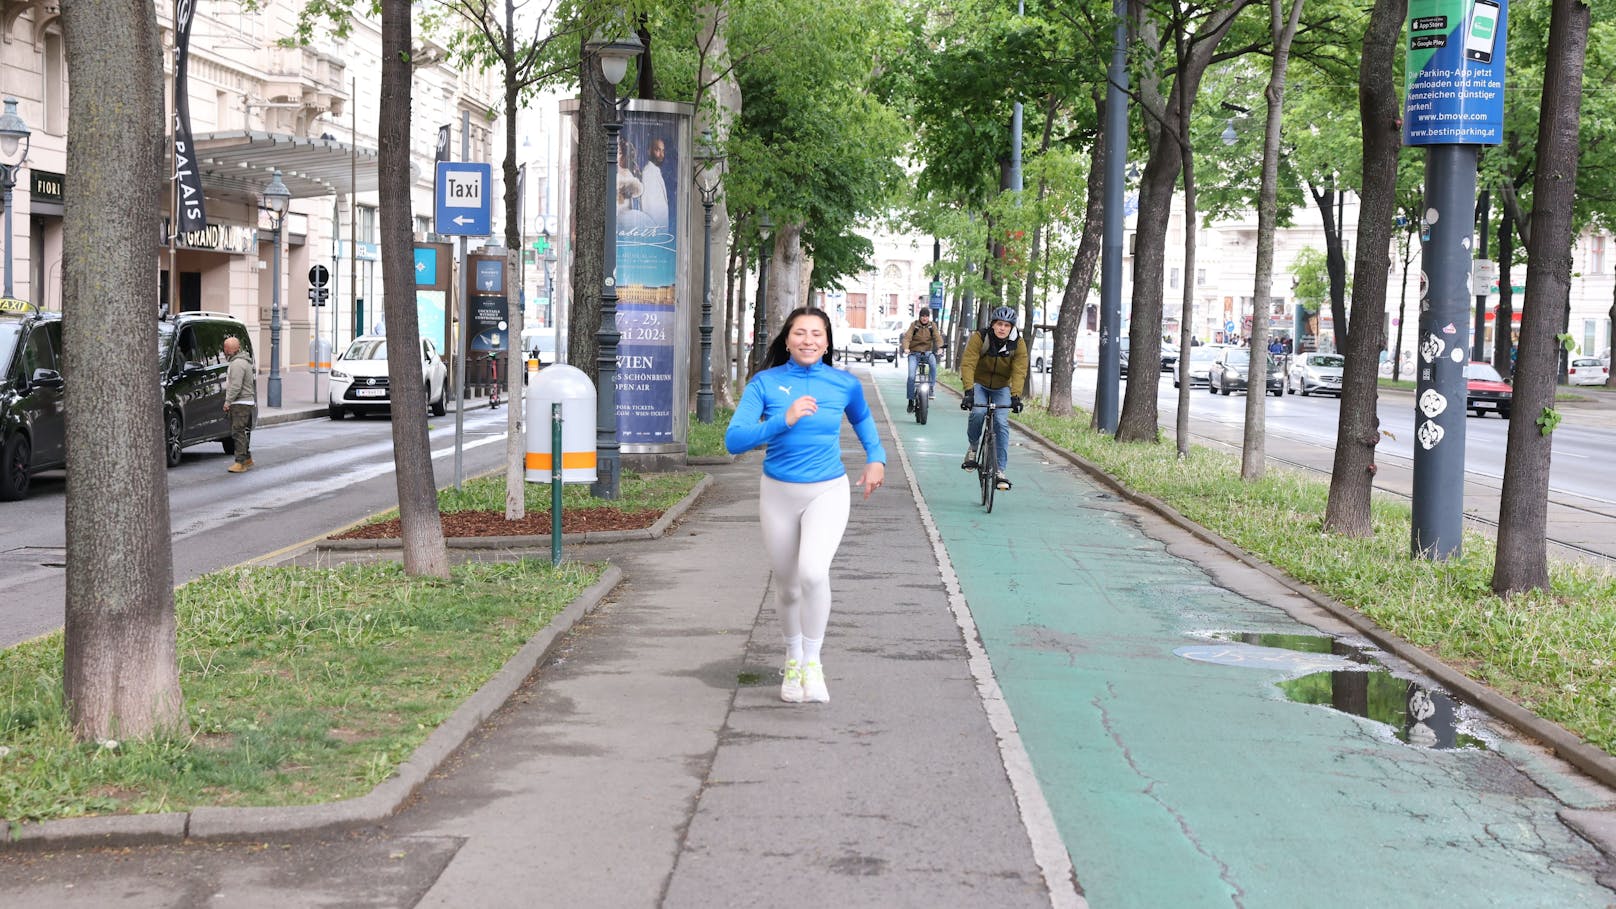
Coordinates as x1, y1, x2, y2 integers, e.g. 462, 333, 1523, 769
726, 306, 887, 704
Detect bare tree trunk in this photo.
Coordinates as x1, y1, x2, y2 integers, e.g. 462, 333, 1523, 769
60, 0, 186, 741
380, 0, 449, 577
1117, 0, 1252, 443
1392, 226, 1417, 381
768, 222, 805, 327
500, 1, 524, 521
1051, 93, 1107, 419
1240, 0, 1305, 480
1175, 126, 1198, 460
1020, 95, 1058, 400
571, 39, 607, 379
1323, 0, 1404, 536
1494, 0, 1591, 596
1493, 205, 1516, 377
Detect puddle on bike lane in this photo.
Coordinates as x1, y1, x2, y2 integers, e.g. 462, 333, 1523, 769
866, 368, 1616, 909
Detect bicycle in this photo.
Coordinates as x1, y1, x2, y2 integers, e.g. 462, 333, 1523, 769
912, 361, 933, 425
964, 396, 1000, 513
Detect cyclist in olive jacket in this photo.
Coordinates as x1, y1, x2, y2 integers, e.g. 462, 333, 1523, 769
900, 307, 942, 412
959, 306, 1027, 490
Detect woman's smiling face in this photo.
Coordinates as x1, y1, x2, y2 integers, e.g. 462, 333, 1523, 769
787, 314, 829, 365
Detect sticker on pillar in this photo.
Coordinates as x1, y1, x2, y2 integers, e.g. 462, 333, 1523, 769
1419, 388, 1448, 418
1450, 348, 1466, 363
1421, 334, 1446, 363
1417, 419, 1446, 450
1442, 322, 1457, 335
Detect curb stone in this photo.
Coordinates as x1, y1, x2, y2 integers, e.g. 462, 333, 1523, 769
1, 566, 624, 852
1006, 415, 1616, 801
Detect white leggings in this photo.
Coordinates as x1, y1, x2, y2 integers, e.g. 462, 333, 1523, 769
758, 474, 851, 644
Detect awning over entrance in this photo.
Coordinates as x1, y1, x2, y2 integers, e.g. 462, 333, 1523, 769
190, 131, 382, 200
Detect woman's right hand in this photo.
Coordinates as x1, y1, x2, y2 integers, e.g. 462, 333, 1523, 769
785, 395, 818, 426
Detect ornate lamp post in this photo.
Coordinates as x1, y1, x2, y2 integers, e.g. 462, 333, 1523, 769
0, 98, 32, 299
749, 213, 773, 377
587, 32, 644, 500
261, 169, 292, 408
694, 130, 727, 423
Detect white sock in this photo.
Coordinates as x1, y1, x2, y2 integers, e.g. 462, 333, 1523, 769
785, 634, 804, 665
803, 636, 824, 666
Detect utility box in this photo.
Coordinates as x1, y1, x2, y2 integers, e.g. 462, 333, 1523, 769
526, 363, 596, 483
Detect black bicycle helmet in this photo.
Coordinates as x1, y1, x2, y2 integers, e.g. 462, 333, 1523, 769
990, 306, 1017, 325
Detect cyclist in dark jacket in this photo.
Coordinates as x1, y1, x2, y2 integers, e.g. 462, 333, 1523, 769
959, 306, 1027, 490
900, 307, 943, 412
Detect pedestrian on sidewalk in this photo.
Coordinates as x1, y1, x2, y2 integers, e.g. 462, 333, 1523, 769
222, 336, 255, 473
725, 306, 887, 705
960, 306, 1027, 490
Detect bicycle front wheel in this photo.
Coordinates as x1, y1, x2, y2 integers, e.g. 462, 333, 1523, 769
978, 430, 995, 509
915, 392, 928, 425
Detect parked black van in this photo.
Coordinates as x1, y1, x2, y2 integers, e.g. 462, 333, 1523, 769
0, 297, 65, 500
158, 310, 254, 468
1, 303, 255, 500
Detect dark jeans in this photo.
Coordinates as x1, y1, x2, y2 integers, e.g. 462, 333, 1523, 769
230, 404, 254, 463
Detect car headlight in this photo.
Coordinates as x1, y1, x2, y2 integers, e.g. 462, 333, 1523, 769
331, 369, 350, 380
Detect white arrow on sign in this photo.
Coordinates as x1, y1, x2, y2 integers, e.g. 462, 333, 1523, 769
453, 215, 476, 226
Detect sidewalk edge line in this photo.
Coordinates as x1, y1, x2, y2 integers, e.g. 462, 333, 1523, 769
874, 372, 1086, 909
1009, 418, 1616, 794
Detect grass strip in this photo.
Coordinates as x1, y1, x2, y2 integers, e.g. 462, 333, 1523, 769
365, 469, 705, 523
686, 407, 735, 458
998, 394, 1616, 755
0, 559, 601, 823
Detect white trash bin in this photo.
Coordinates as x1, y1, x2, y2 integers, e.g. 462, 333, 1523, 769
526, 363, 597, 483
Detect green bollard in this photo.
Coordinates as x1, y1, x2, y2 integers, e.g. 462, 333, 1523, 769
551, 402, 563, 566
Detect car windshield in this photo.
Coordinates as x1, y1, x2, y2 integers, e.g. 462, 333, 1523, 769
1190, 348, 1219, 363
1465, 362, 1506, 382
0, 321, 23, 373
1308, 354, 1345, 368
343, 338, 388, 360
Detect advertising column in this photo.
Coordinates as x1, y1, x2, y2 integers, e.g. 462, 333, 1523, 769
1403, 0, 1507, 559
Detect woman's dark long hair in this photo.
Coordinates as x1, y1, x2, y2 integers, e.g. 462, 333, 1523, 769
763, 306, 837, 368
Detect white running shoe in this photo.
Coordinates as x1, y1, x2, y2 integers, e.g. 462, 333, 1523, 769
780, 659, 806, 703
802, 661, 830, 703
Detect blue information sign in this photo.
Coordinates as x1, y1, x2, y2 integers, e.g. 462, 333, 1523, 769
413, 246, 438, 286
434, 162, 493, 236
1403, 0, 1507, 146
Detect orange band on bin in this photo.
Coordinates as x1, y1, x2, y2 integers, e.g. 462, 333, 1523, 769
526, 451, 597, 470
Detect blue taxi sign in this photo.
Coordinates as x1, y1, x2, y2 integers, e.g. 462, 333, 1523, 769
434, 162, 493, 237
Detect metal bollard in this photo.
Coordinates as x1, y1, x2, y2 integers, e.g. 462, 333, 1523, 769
551, 402, 563, 567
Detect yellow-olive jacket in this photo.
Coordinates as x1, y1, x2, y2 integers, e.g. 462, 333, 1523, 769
901, 319, 943, 354
960, 328, 1028, 392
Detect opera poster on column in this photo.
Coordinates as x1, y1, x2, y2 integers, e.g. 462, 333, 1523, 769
614, 108, 683, 446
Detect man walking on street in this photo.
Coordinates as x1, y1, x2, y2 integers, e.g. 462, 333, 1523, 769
901, 307, 942, 412
222, 336, 255, 473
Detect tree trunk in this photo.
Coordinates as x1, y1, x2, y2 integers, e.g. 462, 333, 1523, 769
1493, 205, 1516, 377
1117, 0, 1252, 443
1607, 282, 1615, 389
1021, 95, 1058, 400
60, 0, 187, 741
1322, 0, 1404, 536
1306, 181, 1349, 353
693, 3, 738, 411
500, 5, 524, 521
1240, 0, 1305, 480
1493, 0, 1591, 596
768, 222, 805, 328
1392, 226, 1417, 381
571, 39, 607, 378
1175, 107, 1198, 460
380, 0, 449, 577
1051, 94, 1107, 419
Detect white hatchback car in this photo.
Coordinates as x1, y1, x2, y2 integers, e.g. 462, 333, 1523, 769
1288, 352, 1346, 396
329, 334, 451, 419
1568, 356, 1609, 386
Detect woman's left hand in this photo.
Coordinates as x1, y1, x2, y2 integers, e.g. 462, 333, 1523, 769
858, 462, 886, 500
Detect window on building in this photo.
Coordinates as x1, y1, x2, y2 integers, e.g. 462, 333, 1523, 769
359, 205, 378, 243
1169, 267, 1180, 288
1196, 269, 1207, 286
1592, 235, 1606, 274
44, 31, 66, 134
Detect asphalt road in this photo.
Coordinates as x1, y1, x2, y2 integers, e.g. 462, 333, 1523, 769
0, 408, 512, 647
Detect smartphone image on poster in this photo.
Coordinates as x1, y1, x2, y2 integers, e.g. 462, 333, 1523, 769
1466, 0, 1501, 63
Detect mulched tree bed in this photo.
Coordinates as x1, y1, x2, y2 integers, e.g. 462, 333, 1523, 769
332, 508, 663, 540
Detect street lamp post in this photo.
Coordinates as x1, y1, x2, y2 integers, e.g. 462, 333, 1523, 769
587, 32, 644, 500
0, 98, 33, 299
694, 130, 727, 423
750, 214, 773, 377
262, 169, 292, 408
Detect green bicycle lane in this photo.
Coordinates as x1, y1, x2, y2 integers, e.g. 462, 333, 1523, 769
870, 370, 1614, 908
